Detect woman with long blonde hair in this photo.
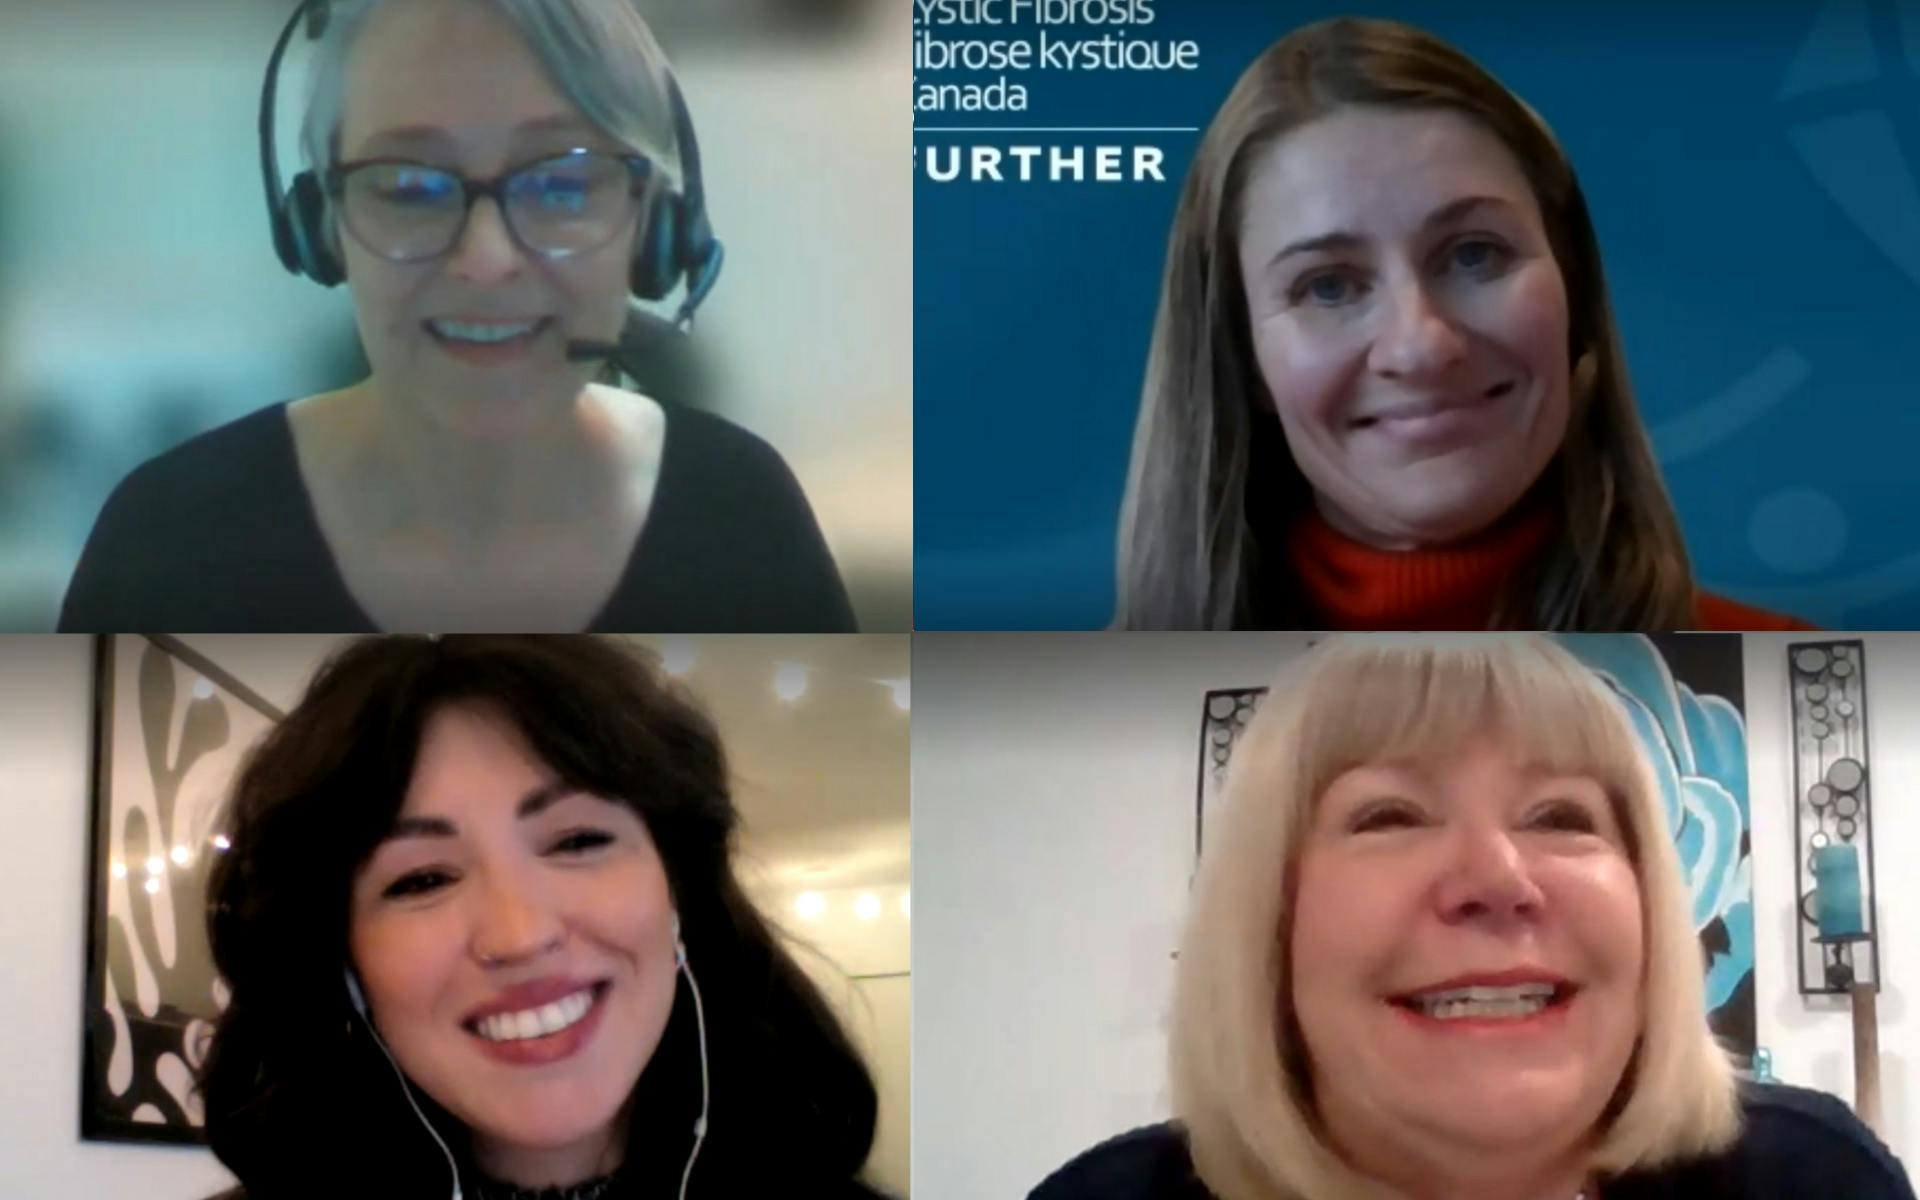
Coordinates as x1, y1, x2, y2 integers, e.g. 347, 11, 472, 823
1114, 18, 1809, 633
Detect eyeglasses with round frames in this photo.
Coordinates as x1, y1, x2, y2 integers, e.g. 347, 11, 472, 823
326, 148, 657, 263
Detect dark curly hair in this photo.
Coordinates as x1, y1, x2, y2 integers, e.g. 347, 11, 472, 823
198, 636, 883, 1198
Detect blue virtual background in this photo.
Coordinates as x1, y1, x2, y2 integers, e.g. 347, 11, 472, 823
916, 0, 1920, 629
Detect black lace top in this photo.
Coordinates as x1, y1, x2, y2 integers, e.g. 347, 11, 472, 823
470, 1171, 622, 1200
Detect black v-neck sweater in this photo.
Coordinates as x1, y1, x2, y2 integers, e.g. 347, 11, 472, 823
59, 402, 856, 633
1030, 1083, 1915, 1200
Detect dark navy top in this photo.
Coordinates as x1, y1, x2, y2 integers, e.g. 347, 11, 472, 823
1030, 1083, 1915, 1200
59, 401, 856, 633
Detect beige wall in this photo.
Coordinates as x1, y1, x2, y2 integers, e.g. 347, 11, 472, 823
752, 880, 914, 1196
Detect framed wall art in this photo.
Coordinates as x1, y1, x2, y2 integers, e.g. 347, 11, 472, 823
81, 635, 282, 1143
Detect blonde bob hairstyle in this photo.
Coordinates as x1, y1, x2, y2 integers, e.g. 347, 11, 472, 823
1114, 18, 1696, 630
1168, 634, 1740, 1200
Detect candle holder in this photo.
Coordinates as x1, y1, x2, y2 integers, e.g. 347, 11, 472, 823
1788, 640, 1880, 997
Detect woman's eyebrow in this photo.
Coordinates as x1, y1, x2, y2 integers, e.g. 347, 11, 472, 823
357, 124, 455, 154
1512, 759, 1604, 783
511, 113, 601, 140
379, 782, 582, 843
1262, 194, 1519, 272
358, 114, 602, 155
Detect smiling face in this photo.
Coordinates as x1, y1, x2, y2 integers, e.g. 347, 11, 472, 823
347, 702, 678, 1182
1236, 106, 1572, 548
1288, 735, 1643, 1171
334, 0, 641, 440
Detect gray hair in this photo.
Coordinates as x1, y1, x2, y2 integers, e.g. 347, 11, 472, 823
299, 0, 686, 193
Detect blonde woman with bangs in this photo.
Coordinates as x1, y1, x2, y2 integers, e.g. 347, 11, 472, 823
1032, 636, 1914, 1200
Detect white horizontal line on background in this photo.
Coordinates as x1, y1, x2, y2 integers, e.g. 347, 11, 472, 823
914, 126, 1201, 133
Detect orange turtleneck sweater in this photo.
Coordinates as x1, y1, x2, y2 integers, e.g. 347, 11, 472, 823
1287, 507, 1815, 631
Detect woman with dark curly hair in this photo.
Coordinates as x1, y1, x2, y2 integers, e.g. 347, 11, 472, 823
198, 635, 889, 1199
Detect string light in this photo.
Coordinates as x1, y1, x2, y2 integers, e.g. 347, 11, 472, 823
774, 663, 811, 702
645, 639, 907, 710
795, 892, 826, 920
854, 894, 881, 920
659, 637, 697, 677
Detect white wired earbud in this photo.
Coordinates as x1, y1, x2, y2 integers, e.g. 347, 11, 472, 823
343, 916, 710, 1200
673, 911, 712, 1200
345, 967, 464, 1200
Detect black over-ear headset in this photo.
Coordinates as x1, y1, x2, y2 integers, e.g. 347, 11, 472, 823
257, 0, 724, 331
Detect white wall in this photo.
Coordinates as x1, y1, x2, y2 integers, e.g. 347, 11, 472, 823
669, 0, 912, 631
913, 633, 1312, 1200
1744, 635, 1915, 1161
912, 632, 1918, 1200
0, 636, 236, 1199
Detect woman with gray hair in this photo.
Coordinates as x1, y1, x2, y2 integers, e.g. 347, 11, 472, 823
60, 0, 855, 634
1032, 635, 1913, 1200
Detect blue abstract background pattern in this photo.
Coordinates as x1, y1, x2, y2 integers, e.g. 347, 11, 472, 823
1555, 635, 1755, 1054
918, 0, 1920, 629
